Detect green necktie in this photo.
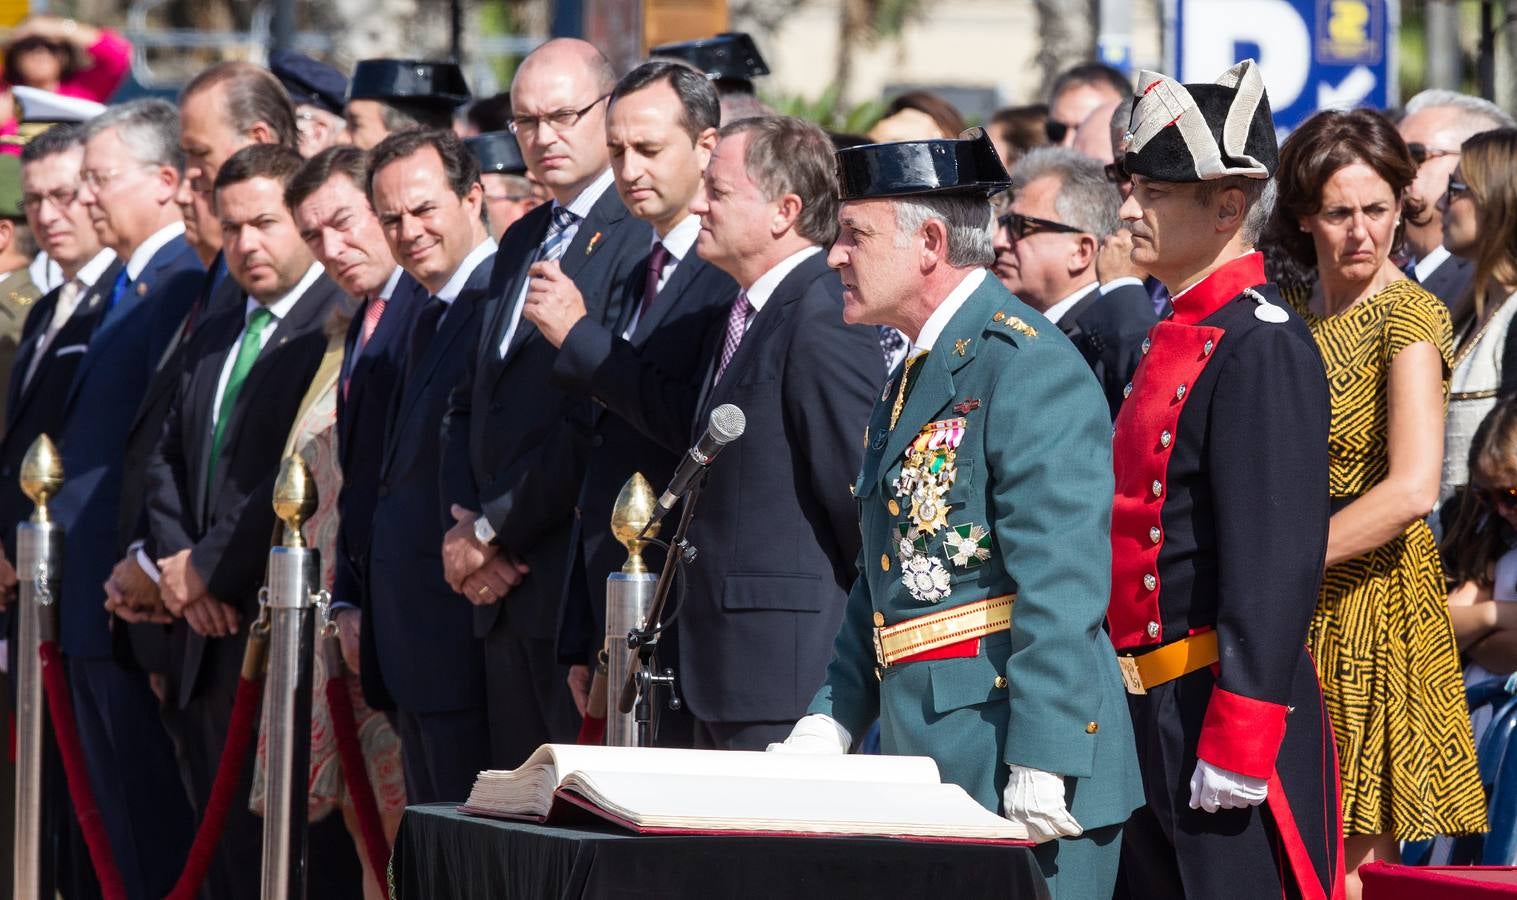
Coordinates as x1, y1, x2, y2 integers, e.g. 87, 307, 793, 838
207, 307, 274, 491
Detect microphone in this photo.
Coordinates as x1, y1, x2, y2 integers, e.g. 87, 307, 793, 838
646, 404, 745, 531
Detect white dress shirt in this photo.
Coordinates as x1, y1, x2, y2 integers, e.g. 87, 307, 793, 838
913, 268, 987, 353
125, 221, 186, 281
1040, 280, 1099, 326
210, 262, 323, 424
621, 212, 702, 338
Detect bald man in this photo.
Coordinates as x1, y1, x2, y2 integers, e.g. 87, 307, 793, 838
440, 38, 652, 768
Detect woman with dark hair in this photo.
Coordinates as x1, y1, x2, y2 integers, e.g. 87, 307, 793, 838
1437, 129, 1517, 514
3, 16, 131, 101
867, 90, 965, 142
1269, 107, 1485, 895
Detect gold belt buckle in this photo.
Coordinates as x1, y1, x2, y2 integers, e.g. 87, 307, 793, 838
1117, 655, 1146, 695
872, 626, 888, 674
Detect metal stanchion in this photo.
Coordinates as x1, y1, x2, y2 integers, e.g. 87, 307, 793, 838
603, 473, 659, 747
260, 456, 325, 900
12, 435, 62, 900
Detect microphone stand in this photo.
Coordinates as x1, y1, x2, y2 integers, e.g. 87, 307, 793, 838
619, 473, 706, 747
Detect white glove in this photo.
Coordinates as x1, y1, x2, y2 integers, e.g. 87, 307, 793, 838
1188, 759, 1268, 813
766, 714, 852, 754
1001, 763, 1083, 843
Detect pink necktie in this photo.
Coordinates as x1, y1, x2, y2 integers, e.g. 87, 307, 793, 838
714, 291, 753, 384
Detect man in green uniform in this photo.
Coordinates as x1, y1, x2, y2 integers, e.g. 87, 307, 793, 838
770, 130, 1142, 898
0, 154, 42, 416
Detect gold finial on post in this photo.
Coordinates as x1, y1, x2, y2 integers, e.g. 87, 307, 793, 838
610, 472, 659, 575
20, 435, 63, 524
272, 456, 317, 549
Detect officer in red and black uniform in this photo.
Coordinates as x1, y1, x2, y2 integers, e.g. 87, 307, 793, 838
1108, 60, 1345, 899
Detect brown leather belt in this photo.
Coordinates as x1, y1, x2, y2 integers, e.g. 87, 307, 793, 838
1117, 631, 1219, 695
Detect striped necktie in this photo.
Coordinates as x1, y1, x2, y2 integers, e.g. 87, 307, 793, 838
714, 291, 754, 384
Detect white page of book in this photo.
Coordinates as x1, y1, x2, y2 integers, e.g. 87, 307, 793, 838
486, 745, 943, 788
564, 770, 1028, 840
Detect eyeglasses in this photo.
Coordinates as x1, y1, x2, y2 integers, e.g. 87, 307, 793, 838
508, 94, 610, 137
80, 165, 153, 192
1104, 157, 1129, 184
1445, 177, 1471, 205
1407, 143, 1460, 167
19, 186, 79, 214
1044, 119, 1076, 144
997, 212, 1085, 241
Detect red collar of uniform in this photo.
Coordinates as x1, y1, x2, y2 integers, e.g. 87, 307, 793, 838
1168, 252, 1266, 325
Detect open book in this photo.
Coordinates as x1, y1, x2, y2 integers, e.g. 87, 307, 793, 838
460, 744, 1030, 844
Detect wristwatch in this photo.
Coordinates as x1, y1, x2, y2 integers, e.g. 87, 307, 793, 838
473, 514, 497, 546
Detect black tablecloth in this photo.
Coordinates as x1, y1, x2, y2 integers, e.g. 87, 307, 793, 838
392, 803, 1049, 899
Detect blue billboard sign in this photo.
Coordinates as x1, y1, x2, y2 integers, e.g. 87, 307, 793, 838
1175, 0, 1395, 130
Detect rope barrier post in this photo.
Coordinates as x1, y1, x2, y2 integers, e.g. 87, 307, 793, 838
260, 456, 324, 900
605, 474, 659, 747
13, 435, 63, 899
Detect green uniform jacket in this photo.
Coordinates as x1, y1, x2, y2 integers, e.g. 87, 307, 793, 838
0, 265, 42, 433
808, 273, 1144, 831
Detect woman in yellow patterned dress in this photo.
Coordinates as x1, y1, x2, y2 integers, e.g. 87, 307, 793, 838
1269, 108, 1486, 896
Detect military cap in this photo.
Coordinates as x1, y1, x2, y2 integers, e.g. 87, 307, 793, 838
835, 127, 1010, 201
1121, 59, 1277, 183
465, 131, 527, 176
348, 59, 471, 109
650, 32, 769, 84
270, 50, 349, 116
0, 155, 24, 220
5, 86, 103, 148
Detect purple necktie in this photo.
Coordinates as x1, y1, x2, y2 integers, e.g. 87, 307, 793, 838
714, 291, 754, 383
640, 242, 671, 321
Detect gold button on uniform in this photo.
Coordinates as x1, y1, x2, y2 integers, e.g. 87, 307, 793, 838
1085, 722, 1099, 734
881, 553, 891, 572
993, 311, 1007, 322
994, 675, 1008, 689
873, 611, 885, 627
888, 499, 901, 516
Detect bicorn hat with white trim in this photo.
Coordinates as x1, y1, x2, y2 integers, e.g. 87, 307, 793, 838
1121, 59, 1277, 183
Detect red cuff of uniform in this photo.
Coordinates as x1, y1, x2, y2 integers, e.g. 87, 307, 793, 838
1195, 686, 1286, 780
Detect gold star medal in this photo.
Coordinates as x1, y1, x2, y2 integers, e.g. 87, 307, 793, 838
909, 479, 950, 535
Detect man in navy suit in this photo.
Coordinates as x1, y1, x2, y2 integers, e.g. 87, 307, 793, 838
523, 60, 737, 739
56, 98, 200, 900
362, 129, 495, 801
286, 145, 422, 708
996, 147, 1156, 418
440, 38, 651, 768
579, 116, 883, 749
147, 145, 344, 900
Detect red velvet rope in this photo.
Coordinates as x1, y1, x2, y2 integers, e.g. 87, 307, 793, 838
324, 672, 390, 884
38, 640, 128, 900
165, 674, 264, 900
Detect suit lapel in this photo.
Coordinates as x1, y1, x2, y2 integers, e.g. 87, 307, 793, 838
62, 259, 138, 413
206, 276, 335, 504
190, 310, 244, 524
1056, 284, 1101, 341
500, 185, 629, 367
631, 252, 702, 344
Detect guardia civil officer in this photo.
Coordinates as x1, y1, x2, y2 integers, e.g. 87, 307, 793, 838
1109, 61, 1343, 897
772, 129, 1143, 900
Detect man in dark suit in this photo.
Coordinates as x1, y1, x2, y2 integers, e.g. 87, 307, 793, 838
440, 37, 650, 769
577, 116, 881, 750
285, 145, 423, 709
146, 144, 342, 900
1397, 89, 1513, 309
996, 147, 1155, 418
50, 99, 201, 900
522, 60, 737, 739
355, 129, 496, 801
108, 59, 299, 662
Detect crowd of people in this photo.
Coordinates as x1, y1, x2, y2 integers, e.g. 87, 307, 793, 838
0, 16, 1511, 900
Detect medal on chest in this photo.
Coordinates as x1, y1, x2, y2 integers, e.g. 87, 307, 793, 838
890, 418, 969, 603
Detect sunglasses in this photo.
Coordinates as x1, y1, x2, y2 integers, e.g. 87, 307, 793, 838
1407, 143, 1460, 167
1480, 486, 1517, 509
1104, 157, 1129, 184
997, 212, 1085, 240
1044, 119, 1075, 144
1446, 177, 1471, 205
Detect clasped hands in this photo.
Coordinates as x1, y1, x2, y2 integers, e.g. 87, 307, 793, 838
102, 549, 240, 638
442, 505, 529, 605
